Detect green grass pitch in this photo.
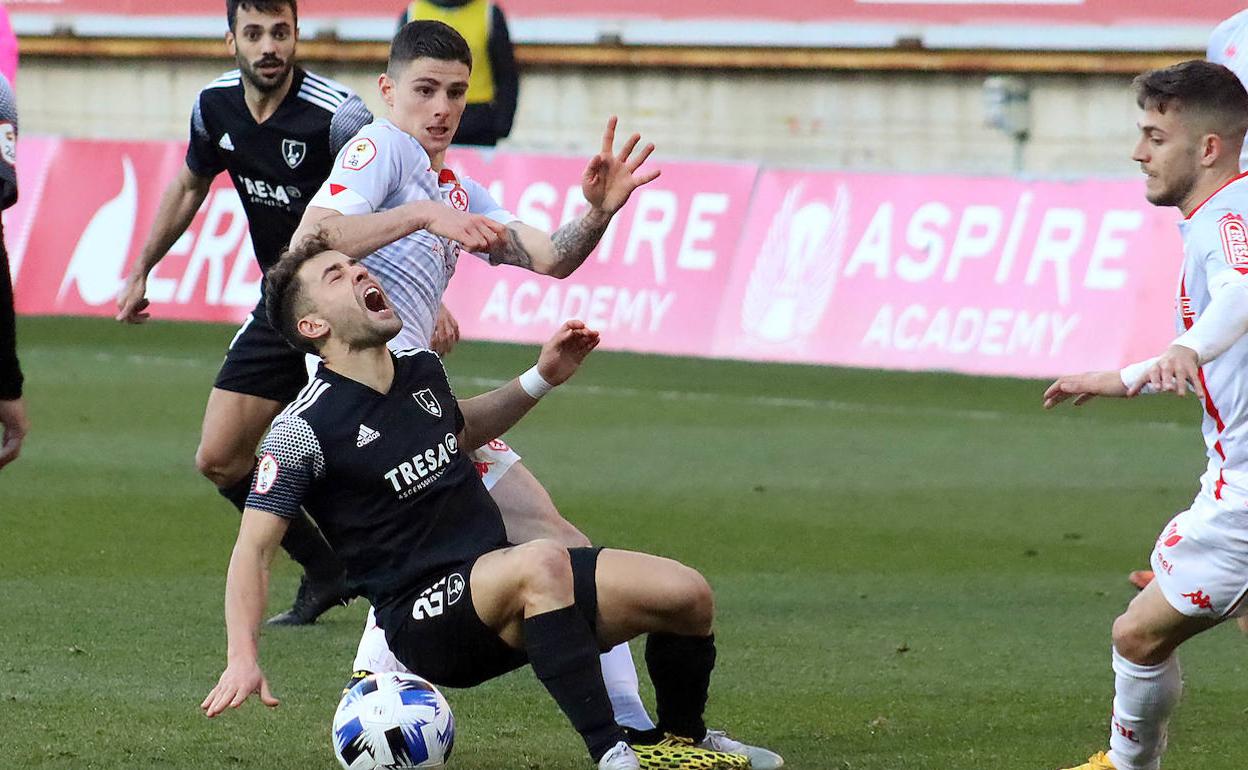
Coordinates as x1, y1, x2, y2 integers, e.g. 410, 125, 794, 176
3, 316, 1247, 769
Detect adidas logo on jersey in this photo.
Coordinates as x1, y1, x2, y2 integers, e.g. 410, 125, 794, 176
356, 424, 381, 447
219, 132, 234, 151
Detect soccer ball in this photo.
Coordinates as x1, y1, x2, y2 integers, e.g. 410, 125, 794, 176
332, 672, 455, 769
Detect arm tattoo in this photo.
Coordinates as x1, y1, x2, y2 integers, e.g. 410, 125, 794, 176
490, 225, 534, 269
550, 212, 611, 272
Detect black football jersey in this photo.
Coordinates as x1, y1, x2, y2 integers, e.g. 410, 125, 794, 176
245, 349, 509, 625
186, 67, 372, 272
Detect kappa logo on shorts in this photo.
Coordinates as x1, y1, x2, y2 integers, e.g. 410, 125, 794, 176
413, 389, 442, 417
282, 138, 307, 170
1181, 590, 1214, 611
411, 573, 464, 621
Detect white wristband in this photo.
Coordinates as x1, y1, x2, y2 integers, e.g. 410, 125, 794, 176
518, 365, 554, 399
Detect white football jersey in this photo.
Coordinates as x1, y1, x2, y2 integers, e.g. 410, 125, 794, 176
1208, 9, 1248, 171
1176, 173, 1248, 512
308, 119, 515, 349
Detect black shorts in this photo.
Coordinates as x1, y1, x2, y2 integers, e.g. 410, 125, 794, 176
212, 298, 309, 404
383, 547, 602, 689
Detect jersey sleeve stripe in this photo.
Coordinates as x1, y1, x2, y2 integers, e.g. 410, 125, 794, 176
301, 77, 350, 104
297, 89, 342, 114
279, 378, 330, 420
303, 72, 353, 97
393, 347, 435, 358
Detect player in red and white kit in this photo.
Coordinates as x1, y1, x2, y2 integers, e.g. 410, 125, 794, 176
1044, 61, 1248, 770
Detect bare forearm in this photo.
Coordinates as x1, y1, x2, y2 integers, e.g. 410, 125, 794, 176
223, 542, 273, 664
495, 209, 612, 278
459, 380, 538, 450
549, 208, 612, 277
133, 171, 210, 276
296, 202, 436, 260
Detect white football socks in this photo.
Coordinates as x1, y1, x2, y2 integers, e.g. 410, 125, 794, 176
1107, 647, 1182, 770
600, 643, 656, 731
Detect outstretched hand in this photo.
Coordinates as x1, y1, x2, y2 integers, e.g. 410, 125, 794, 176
1127, 344, 1203, 399
1042, 370, 1127, 409
581, 117, 661, 216
201, 661, 280, 718
537, 320, 600, 386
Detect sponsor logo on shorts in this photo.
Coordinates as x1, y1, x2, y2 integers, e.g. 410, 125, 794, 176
413, 388, 442, 417
1160, 522, 1182, 548
411, 572, 464, 621
255, 453, 279, 494
474, 460, 492, 478
487, 439, 509, 452
1181, 590, 1214, 610
1219, 212, 1248, 266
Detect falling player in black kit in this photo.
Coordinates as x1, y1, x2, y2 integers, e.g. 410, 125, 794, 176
200, 238, 783, 770
114, 0, 374, 624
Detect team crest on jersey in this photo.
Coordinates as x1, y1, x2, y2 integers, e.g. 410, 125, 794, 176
255, 453, 279, 494
1218, 212, 1248, 266
342, 138, 377, 171
448, 185, 470, 211
282, 138, 307, 170
413, 388, 442, 417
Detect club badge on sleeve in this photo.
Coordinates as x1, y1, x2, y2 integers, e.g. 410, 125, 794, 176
255, 453, 280, 494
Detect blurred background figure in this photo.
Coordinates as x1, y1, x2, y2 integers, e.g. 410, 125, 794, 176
1208, 7, 1248, 170
0, 4, 16, 87
397, 0, 517, 146
0, 70, 23, 471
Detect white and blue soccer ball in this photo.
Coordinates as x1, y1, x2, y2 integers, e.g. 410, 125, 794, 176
332, 672, 455, 769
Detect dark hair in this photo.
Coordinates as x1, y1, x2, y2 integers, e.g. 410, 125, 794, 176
265, 234, 328, 356
1134, 60, 1248, 142
226, 0, 298, 32
388, 20, 472, 76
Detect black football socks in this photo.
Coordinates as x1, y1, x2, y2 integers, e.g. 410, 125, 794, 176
645, 632, 716, 742
525, 605, 625, 761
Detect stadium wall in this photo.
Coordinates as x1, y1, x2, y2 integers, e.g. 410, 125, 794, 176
10, 136, 1179, 379
18, 54, 1162, 176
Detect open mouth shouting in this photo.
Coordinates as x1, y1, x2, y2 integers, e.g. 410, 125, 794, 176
361, 283, 393, 319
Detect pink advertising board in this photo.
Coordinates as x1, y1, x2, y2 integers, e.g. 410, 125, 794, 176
10, 137, 1185, 378
710, 170, 1181, 378
442, 149, 760, 357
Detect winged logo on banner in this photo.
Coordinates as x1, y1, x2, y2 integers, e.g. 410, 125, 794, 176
740, 182, 850, 346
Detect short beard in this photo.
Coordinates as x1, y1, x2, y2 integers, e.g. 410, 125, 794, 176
238, 55, 292, 94
1147, 170, 1198, 209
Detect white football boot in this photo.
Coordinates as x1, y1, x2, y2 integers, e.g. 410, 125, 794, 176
599, 740, 642, 770
699, 730, 784, 769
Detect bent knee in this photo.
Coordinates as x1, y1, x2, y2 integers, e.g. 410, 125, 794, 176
514, 539, 574, 598
1112, 613, 1170, 664
673, 566, 715, 635
194, 444, 252, 489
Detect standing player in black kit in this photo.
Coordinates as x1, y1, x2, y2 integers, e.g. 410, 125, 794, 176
201, 239, 782, 770
114, 0, 374, 624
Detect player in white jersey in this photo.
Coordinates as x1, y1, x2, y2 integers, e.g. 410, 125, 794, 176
288, 20, 682, 745
1045, 61, 1248, 770
1208, 9, 1248, 172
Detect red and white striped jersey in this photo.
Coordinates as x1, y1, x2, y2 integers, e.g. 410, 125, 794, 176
1176, 173, 1248, 508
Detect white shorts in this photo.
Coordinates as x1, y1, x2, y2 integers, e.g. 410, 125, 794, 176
1150, 495, 1248, 619
470, 438, 521, 492
351, 438, 521, 675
